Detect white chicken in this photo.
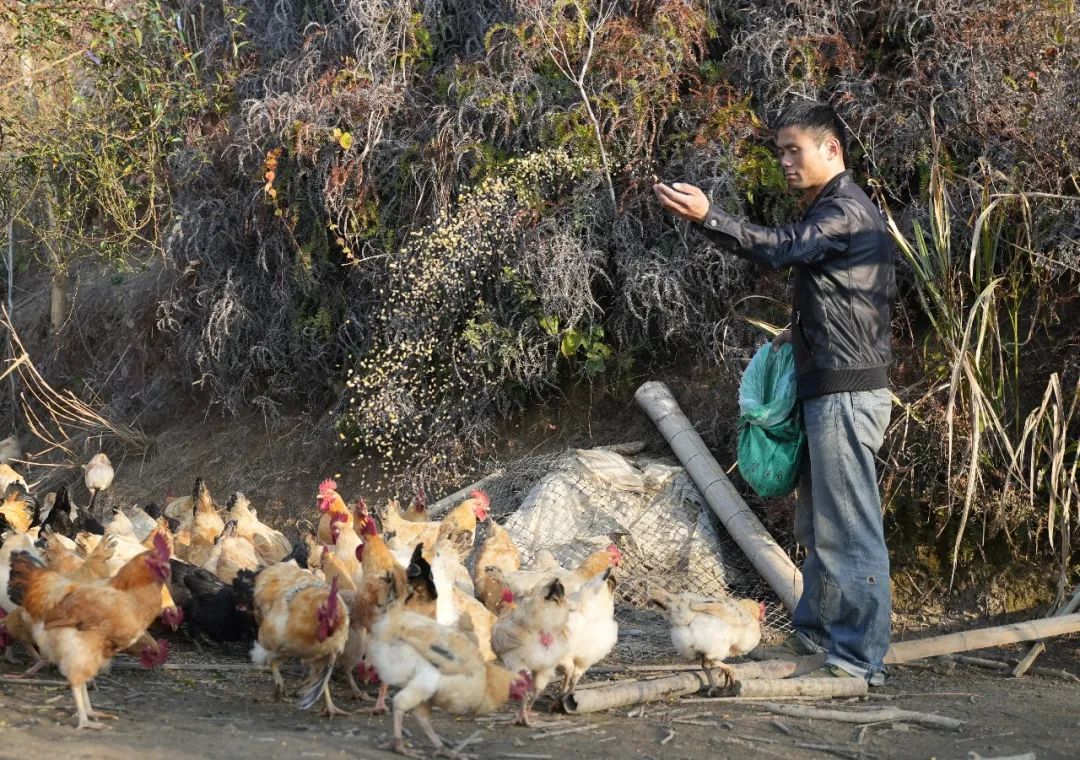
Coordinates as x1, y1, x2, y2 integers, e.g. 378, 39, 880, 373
558, 567, 618, 701
491, 576, 570, 726
203, 520, 262, 583
0, 436, 22, 466
226, 492, 293, 564
367, 597, 533, 757
83, 453, 114, 512
648, 585, 765, 693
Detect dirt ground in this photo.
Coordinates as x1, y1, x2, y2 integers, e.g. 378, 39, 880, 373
1, 636, 1078, 760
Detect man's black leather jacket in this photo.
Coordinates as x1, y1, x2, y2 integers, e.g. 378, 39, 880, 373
699, 170, 894, 399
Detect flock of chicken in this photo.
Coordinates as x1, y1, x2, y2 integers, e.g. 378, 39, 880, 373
0, 450, 767, 758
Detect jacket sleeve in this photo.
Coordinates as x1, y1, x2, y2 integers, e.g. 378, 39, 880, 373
697, 199, 851, 270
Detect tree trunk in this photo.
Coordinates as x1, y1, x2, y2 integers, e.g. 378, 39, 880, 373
41, 189, 69, 334
49, 265, 69, 333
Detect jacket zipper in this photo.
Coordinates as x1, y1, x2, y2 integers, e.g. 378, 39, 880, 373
796, 310, 814, 355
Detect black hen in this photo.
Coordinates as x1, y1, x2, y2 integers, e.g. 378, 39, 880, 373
169, 558, 257, 644
405, 543, 438, 604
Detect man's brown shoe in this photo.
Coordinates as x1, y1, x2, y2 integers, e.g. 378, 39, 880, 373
750, 633, 824, 661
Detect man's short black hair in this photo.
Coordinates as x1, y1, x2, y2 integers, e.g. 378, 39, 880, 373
775, 101, 847, 158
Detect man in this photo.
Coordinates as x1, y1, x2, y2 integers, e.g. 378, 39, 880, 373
653, 101, 895, 684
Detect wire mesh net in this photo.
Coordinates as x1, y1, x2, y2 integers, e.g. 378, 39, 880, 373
465, 444, 796, 664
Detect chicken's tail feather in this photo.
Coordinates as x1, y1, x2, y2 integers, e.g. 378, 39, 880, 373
250, 641, 272, 666
296, 655, 335, 711
7, 551, 46, 608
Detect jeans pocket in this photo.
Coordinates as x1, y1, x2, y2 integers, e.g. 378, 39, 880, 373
853, 392, 891, 453
820, 572, 841, 624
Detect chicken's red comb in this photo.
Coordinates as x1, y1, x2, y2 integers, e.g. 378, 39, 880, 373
469, 489, 490, 509
606, 543, 623, 564
319, 478, 338, 495
501, 587, 514, 604
139, 639, 170, 669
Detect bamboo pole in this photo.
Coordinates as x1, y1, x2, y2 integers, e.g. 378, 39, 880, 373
734, 677, 867, 699
885, 613, 1080, 664
634, 381, 802, 612
429, 469, 506, 517
562, 658, 819, 714
562, 671, 707, 714
1011, 581, 1080, 676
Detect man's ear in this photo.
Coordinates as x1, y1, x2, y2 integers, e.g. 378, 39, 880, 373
825, 136, 843, 162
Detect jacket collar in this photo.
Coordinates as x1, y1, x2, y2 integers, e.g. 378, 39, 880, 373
801, 169, 851, 219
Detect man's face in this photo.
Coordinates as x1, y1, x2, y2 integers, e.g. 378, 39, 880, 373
775, 126, 842, 195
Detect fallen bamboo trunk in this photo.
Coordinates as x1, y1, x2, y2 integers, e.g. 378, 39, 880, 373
428, 469, 506, 516
635, 381, 803, 612
591, 656, 822, 676
760, 702, 963, 730
563, 658, 821, 714
1012, 581, 1080, 677
734, 677, 866, 699
562, 671, 706, 714
886, 613, 1080, 664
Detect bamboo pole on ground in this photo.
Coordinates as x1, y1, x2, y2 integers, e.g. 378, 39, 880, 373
1011, 581, 1080, 676
734, 677, 867, 699
634, 381, 802, 612
885, 612, 1080, 664
429, 469, 505, 516
562, 658, 821, 714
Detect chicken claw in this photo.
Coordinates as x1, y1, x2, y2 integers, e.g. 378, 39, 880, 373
388, 738, 425, 759
75, 717, 109, 731
701, 656, 736, 696
72, 684, 112, 730
434, 748, 476, 760
357, 682, 389, 714
320, 684, 351, 718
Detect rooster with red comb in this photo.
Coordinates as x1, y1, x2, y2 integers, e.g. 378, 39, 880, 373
316, 479, 353, 546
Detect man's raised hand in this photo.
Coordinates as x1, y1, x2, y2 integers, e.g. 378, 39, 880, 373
652, 181, 710, 223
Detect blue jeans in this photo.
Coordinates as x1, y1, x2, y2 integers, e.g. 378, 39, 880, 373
792, 389, 892, 680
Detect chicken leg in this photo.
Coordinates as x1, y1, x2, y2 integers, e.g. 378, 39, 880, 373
320, 683, 351, 718
701, 655, 735, 696
24, 657, 48, 676
71, 684, 107, 730
390, 704, 425, 759
414, 706, 473, 759
357, 681, 389, 714
512, 693, 535, 727
559, 664, 582, 704
270, 661, 287, 700
81, 683, 119, 720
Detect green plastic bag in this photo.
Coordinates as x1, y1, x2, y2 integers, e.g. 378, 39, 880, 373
736, 342, 805, 498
